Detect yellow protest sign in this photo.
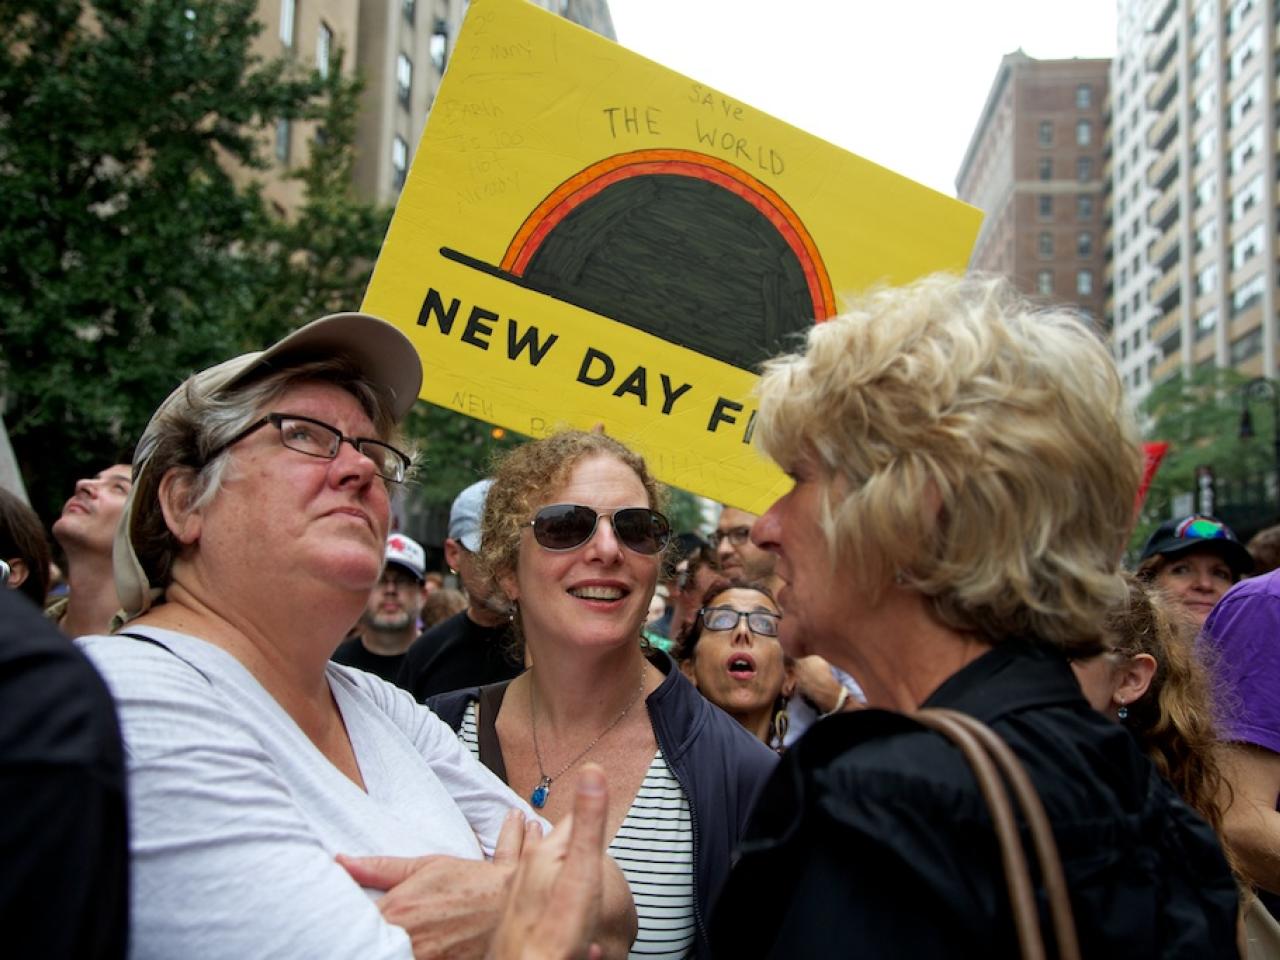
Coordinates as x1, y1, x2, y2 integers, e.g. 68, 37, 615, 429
363, 0, 981, 514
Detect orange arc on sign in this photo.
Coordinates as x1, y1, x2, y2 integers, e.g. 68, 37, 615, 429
500, 149, 836, 322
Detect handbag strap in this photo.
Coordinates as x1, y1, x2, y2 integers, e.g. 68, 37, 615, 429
913, 708, 1081, 960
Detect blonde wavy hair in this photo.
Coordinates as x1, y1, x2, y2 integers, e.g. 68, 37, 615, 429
477, 430, 666, 603
754, 272, 1141, 655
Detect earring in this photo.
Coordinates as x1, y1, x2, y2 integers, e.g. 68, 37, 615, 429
448, 567, 458, 575
1117, 703, 1129, 721
771, 699, 790, 752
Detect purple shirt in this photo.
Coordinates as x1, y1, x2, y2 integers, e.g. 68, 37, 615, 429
1201, 569, 1280, 753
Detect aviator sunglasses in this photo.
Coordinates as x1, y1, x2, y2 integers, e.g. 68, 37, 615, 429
529, 504, 671, 555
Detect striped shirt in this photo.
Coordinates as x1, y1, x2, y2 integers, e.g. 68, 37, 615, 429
460, 701, 696, 958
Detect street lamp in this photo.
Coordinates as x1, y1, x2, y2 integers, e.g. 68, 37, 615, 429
1239, 377, 1280, 515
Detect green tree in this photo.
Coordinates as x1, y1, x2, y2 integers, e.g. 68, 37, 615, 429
1131, 365, 1276, 554
0, 1, 376, 521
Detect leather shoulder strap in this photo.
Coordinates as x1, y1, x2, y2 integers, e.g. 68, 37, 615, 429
913, 707, 1080, 960
476, 680, 513, 783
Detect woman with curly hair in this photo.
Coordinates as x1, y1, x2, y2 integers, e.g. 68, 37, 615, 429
1072, 573, 1228, 836
428, 429, 776, 959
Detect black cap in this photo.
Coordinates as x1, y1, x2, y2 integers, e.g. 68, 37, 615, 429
1139, 515, 1253, 577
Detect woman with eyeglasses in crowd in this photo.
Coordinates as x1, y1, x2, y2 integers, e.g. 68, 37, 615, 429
429, 430, 776, 959
676, 578, 794, 751
75, 317, 637, 959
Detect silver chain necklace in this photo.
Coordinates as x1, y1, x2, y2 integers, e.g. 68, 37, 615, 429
528, 670, 645, 809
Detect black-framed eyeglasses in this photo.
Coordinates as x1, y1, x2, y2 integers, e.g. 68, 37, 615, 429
528, 503, 671, 555
206, 413, 411, 483
699, 605, 781, 637
710, 525, 751, 548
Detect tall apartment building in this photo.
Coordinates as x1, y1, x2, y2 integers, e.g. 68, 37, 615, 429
1110, 0, 1278, 405
254, 0, 615, 207
956, 52, 1111, 324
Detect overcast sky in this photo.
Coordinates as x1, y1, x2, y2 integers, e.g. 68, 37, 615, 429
607, 0, 1117, 198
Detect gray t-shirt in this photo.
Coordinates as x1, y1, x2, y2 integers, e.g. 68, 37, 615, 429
78, 627, 540, 960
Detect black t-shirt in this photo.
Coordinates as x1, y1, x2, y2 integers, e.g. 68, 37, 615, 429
396, 610, 521, 702
0, 589, 128, 959
330, 635, 407, 687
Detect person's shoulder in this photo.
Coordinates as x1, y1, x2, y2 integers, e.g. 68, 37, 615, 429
329, 634, 362, 660
0, 591, 120, 764
425, 685, 483, 730
1204, 570, 1280, 645
77, 628, 229, 707
796, 709, 987, 808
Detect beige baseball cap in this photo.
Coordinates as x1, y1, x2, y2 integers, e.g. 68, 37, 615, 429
113, 312, 423, 621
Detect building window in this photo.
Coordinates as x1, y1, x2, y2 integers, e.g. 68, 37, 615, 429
403, 0, 416, 24
396, 53, 413, 108
1228, 0, 1256, 33
1229, 76, 1262, 128
1038, 194, 1053, 219
1077, 269, 1094, 296
1195, 217, 1218, 253
279, 0, 296, 49
1196, 309, 1218, 341
1076, 157, 1093, 182
1231, 328, 1263, 363
275, 117, 291, 165
1232, 224, 1265, 269
431, 19, 449, 70
1229, 125, 1262, 174
1038, 158, 1052, 180
1038, 232, 1054, 257
1076, 194, 1093, 220
1195, 128, 1218, 167
1038, 121, 1053, 147
1077, 231, 1093, 257
1037, 270, 1054, 295
1193, 86, 1216, 122
1075, 120, 1092, 146
1228, 24, 1262, 80
1196, 263, 1218, 297
1231, 173, 1263, 221
1195, 174, 1217, 209
1076, 84, 1092, 109
1232, 273, 1266, 314
316, 21, 333, 79
392, 135, 408, 188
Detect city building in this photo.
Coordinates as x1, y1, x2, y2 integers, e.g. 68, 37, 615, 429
1109, 0, 1278, 405
956, 52, 1111, 324
251, 0, 615, 209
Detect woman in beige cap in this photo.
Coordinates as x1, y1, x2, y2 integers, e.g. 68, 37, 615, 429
77, 314, 633, 959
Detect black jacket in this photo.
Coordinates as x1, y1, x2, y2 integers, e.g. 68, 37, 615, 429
710, 642, 1239, 959
396, 610, 520, 702
3, 590, 129, 958
430, 651, 777, 958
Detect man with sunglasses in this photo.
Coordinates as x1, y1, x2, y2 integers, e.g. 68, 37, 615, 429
398, 479, 522, 702
332, 533, 428, 685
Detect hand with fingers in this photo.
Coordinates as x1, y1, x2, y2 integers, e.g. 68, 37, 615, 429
487, 765, 616, 960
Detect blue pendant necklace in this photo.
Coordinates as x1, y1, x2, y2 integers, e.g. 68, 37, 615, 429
528, 670, 645, 809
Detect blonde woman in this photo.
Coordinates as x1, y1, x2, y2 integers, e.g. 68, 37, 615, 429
709, 274, 1239, 957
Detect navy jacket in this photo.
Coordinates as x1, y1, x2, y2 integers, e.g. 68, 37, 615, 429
710, 642, 1240, 958
429, 652, 777, 958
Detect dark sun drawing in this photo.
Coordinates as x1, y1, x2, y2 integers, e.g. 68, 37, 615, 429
440, 148, 835, 372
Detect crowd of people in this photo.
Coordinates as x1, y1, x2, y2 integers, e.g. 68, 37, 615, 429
5, 273, 1280, 957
